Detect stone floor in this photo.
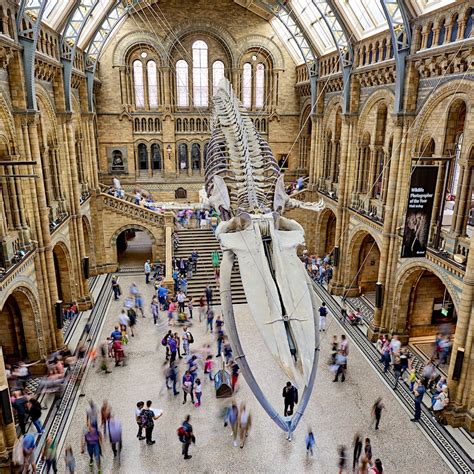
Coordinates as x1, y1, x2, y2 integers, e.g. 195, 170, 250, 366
60, 274, 449, 473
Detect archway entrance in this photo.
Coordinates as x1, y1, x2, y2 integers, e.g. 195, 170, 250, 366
117, 228, 152, 268
318, 209, 336, 256
0, 291, 36, 362
347, 232, 381, 300
398, 269, 457, 340
53, 244, 73, 304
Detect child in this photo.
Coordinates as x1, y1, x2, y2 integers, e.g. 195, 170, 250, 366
188, 297, 193, 319
408, 368, 417, 391
305, 429, 315, 456
194, 378, 202, 407
204, 355, 214, 381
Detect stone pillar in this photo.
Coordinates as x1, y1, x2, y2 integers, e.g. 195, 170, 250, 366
64, 117, 92, 309
330, 115, 352, 294
453, 166, 471, 236
164, 214, 174, 286
162, 67, 171, 109
87, 119, 100, 190
446, 235, 474, 430
367, 146, 377, 197
369, 117, 403, 338
308, 114, 317, 187
27, 117, 62, 349
0, 347, 16, 464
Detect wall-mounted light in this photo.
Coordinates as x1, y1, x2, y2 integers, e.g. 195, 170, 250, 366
167, 144, 172, 160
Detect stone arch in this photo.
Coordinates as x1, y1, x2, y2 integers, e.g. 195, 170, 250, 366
345, 227, 382, 296
322, 95, 343, 131
52, 241, 74, 304
393, 260, 460, 338
163, 20, 237, 67
236, 34, 285, 69
0, 92, 16, 153
111, 223, 157, 265
36, 87, 60, 145
411, 80, 473, 152
357, 88, 395, 137
112, 31, 168, 66
317, 208, 337, 256
0, 284, 41, 361
82, 215, 96, 272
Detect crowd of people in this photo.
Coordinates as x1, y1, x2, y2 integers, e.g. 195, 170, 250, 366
302, 251, 334, 287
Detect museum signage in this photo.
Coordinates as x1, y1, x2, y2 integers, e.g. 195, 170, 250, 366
401, 165, 438, 258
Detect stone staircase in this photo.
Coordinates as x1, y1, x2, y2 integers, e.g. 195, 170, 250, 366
174, 228, 246, 304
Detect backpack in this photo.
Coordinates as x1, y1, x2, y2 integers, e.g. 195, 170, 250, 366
161, 336, 168, 346
177, 426, 187, 443
187, 332, 194, 344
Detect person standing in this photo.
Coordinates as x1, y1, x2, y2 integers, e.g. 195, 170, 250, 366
166, 363, 180, 396
353, 433, 363, 471
111, 275, 120, 300
411, 380, 425, 422
180, 415, 194, 460
140, 400, 162, 445
205, 285, 213, 309
144, 259, 151, 284
182, 371, 195, 405
194, 378, 202, 407
318, 302, 328, 332
177, 290, 186, 314
199, 295, 206, 322
187, 296, 193, 319
151, 295, 159, 325
206, 308, 215, 333
372, 398, 384, 430
135, 401, 145, 440
182, 326, 192, 356
282, 381, 298, 416
230, 360, 240, 391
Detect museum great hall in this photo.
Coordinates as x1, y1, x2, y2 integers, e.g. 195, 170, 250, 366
0, 1, 472, 472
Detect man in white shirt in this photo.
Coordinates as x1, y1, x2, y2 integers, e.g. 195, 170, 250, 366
119, 309, 129, 330
144, 260, 151, 284
177, 291, 186, 313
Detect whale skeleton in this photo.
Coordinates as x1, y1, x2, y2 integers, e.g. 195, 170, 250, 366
203, 79, 324, 438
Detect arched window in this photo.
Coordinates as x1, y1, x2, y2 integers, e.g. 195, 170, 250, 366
178, 143, 188, 170
212, 60, 225, 95
192, 40, 208, 107
176, 60, 189, 107
427, 24, 434, 48
191, 143, 201, 170
242, 63, 252, 108
133, 60, 145, 108
255, 63, 265, 109
450, 14, 459, 42
438, 19, 446, 45
151, 144, 161, 170
147, 61, 158, 108
137, 143, 148, 170
465, 8, 473, 39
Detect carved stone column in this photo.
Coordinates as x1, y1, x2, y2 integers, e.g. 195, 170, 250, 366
453, 165, 471, 236
446, 235, 474, 430
0, 347, 16, 464
27, 116, 62, 349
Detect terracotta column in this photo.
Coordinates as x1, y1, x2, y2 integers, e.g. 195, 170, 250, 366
27, 116, 62, 349
446, 235, 474, 429
0, 347, 16, 463
369, 117, 403, 338
164, 214, 174, 286
454, 166, 471, 236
